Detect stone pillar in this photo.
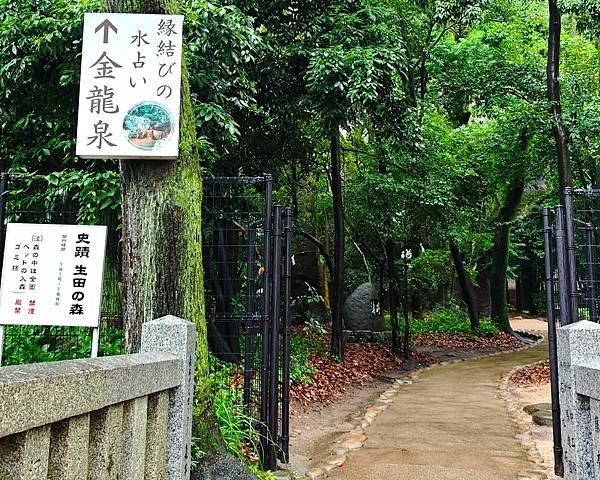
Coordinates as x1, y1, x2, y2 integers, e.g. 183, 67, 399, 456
557, 320, 600, 479
141, 315, 196, 480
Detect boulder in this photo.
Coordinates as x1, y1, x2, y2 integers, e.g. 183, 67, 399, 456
344, 282, 385, 331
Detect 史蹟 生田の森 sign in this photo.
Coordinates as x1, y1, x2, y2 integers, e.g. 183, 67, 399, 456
0, 224, 107, 328
76, 13, 183, 160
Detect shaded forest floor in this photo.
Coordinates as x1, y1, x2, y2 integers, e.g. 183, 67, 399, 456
290, 328, 525, 408
288, 317, 543, 476
290, 320, 543, 474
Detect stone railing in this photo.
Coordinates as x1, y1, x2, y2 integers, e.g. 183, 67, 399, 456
557, 320, 600, 479
0, 315, 195, 480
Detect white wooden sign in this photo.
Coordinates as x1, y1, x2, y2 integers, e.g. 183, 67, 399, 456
0, 224, 107, 328
76, 13, 183, 160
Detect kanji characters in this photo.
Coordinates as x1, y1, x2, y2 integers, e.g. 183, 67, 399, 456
90, 52, 122, 79
86, 120, 116, 149
86, 85, 119, 114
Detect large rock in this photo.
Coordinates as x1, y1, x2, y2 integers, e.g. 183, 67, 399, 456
344, 282, 385, 331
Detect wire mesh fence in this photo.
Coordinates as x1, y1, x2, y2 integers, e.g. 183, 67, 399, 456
564, 189, 600, 323
0, 172, 292, 469
0, 173, 123, 365
202, 176, 292, 469
202, 177, 270, 422
542, 188, 600, 477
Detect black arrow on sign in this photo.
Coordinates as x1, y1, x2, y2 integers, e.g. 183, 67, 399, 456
95, 19, 118, 43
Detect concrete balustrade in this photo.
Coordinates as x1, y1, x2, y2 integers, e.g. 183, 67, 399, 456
0, 315, 196, 480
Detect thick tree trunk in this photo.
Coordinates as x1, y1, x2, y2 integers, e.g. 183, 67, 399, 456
449, 241, 480, 329
490, 130, 530, 334
490, 176, 525, 334
104, 0, 221, 462
547, 0, 572, 201
330, 129, 345, 360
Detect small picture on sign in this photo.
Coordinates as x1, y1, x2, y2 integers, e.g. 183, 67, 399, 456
123, 101, 174, 150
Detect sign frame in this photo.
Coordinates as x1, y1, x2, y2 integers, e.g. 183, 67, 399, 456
0, 223, 108, 365
76, 12, 184, 160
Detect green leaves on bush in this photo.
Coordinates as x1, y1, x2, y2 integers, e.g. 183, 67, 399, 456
410, 304, 498, 336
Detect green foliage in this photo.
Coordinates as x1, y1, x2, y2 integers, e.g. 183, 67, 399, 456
289, 320, 327, 384
2, 324, 124, 366
409, 249, 454, 308
559, 0, 600, 38
184, 0, 263, 164
411, 304, 499, 335
206, 357, 275, 477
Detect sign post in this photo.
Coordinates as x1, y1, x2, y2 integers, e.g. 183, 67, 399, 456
0, 224, 108, 364
76, 13, 183, 160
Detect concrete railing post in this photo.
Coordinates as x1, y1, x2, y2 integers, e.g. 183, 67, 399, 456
557, 320, 600, 479
141, 315, 196, 480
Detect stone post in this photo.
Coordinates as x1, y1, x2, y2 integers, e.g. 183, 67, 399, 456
557, 320, 600, 479
141, 316, 196, 480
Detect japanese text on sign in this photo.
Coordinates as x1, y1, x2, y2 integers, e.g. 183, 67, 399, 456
0, 224, 107, 328
76, 13, 183, 160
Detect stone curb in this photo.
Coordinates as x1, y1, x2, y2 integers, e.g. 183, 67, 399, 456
498, 349, 556, 480
289, 332, 544, 480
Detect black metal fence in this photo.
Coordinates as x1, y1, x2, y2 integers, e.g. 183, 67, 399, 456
543, 188, 600, 477
0, 172, 292, 469
202, 176, 292, 469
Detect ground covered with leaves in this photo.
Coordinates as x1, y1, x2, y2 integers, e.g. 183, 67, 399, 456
414, 331, 525, 350
289, 328, 527, 406
290, 340, 434, 406
509, 361, 550, 386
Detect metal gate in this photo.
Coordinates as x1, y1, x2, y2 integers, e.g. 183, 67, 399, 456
0, 172, 292, 469
202, 176, 292, 469
543, 187, 600, 477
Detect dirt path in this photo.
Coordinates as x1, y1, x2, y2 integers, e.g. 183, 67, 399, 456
324, 322, 549, 480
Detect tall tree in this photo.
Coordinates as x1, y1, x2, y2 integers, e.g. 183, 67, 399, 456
547, 0, 572, 200
104, 0, 221, 468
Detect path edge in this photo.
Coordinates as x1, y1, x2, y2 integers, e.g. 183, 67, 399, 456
293, 332, 545, 480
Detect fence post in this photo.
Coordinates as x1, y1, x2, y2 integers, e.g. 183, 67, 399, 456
556, 206, 571, 326
557, 320, 600, 479
260, 175, 273, 467
243, 227, 257, 412
141, 315, 196, 480
585, 226, 597, 322
543, 207, 564, 476
267, 206, 283, 471
564, 188, 580, 323
280, 207, 292, 463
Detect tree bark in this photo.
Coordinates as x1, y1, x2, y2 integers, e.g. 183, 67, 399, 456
104, 0, 221, 461
490, 130, 530, 334
386, 239, 400, 354
330, 129, 345, 360
547, 0, 572, 202
489, 178, 525, 334
449, 241, 480, 329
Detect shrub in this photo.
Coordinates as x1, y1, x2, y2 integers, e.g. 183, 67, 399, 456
289, 319, 327, 384
411, 304, 498, 336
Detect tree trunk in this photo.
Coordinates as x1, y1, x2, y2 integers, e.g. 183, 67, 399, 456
402, 255, 410, 359
105, 0, 221, 462
547, 0, 572, 202
449, 241, 480, 329
490, 176, 525, 334
330, 129, 345, 360
387, 240, 400, 354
